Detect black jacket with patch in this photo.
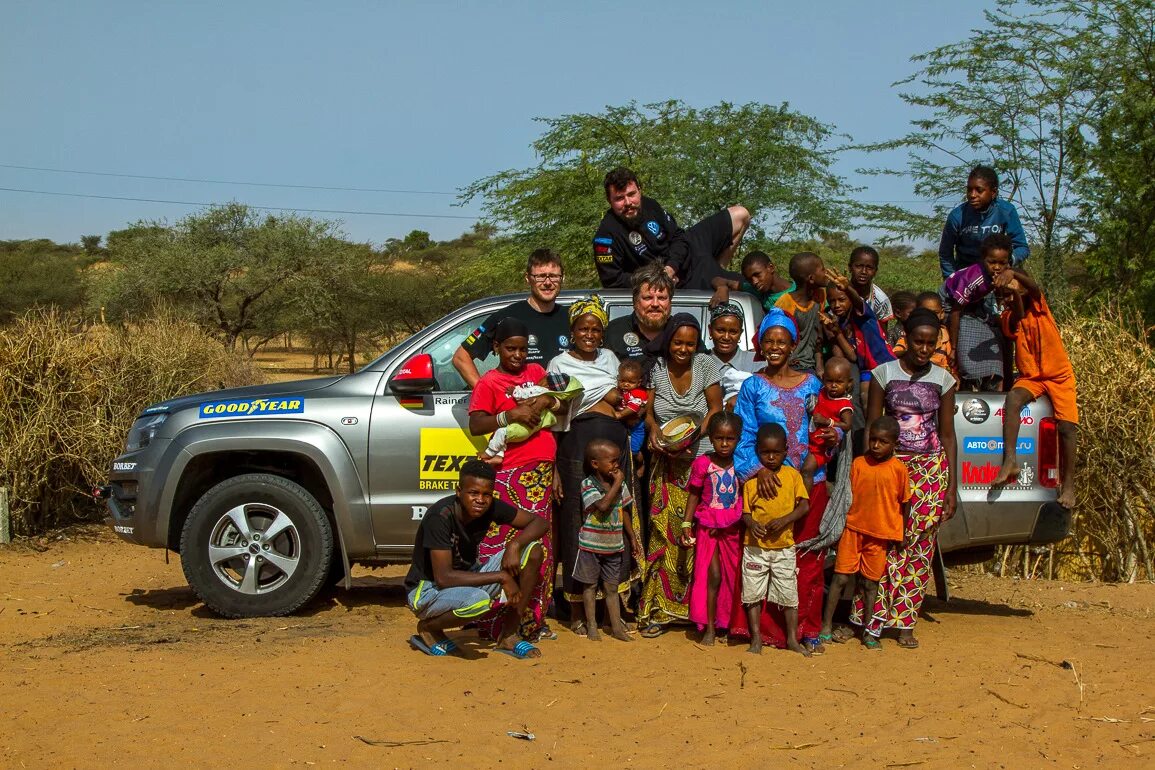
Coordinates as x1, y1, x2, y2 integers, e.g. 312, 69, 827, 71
592, 196, 690, 288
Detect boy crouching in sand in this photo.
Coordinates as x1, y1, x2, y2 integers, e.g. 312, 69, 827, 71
821, 416, 910, 649
577, 438, 643, 641
741, 423, 811, 656
404, 459, 548, 659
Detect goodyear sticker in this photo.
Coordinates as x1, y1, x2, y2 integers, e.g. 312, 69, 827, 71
418, 427, 487, 492
199, 397, 304, 419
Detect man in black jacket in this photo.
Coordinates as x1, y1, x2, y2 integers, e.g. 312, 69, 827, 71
592, 167, 749, 292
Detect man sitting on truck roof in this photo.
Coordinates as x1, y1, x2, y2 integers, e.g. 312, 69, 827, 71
404, 459, 549, 659
593, 166, 750, 293
452, 248, 570, 389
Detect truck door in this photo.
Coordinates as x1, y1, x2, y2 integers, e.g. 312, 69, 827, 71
366, 314, 498, 556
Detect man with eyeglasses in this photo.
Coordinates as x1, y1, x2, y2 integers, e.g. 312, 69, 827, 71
452, 248, 570, 389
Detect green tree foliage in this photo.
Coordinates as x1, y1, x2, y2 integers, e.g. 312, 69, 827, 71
92, 203, 338, 351
463, 100, 856, 285
859, 0, 1099, 293
0, 239, 90, 320
1068, 2, 1155, 317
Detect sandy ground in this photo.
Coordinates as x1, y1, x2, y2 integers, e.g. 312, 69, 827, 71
3, 529, 1154, 770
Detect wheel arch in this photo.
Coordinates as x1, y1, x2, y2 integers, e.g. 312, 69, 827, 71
158, 423, 373, 581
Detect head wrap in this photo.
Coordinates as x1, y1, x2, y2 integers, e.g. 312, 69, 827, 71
757, 307, 797, 343
644, 312, 702, 358
493, 317, 530, 343
568, 294, 608, 329
904, 307, 942, 334
709, 300, 744, 328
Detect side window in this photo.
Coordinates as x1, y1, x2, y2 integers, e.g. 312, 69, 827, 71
419, 317, 498, 393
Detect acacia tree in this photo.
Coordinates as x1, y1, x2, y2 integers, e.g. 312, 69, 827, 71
94, 204, 338, 351
462, 100, 856, 284
860, 0, 1099, 293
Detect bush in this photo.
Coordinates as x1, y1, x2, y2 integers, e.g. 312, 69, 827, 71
0, 309, 263, 535
1054, 304, 1155, 581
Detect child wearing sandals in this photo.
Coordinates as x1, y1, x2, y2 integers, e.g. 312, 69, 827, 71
821, 415, 910, 649
576, 438, 643, 641
741, 423, 811, 656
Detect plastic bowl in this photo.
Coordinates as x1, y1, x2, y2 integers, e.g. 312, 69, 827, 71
657, 415, 701, 452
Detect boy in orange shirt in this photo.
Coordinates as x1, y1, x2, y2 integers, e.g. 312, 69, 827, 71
820, 415, 910, 650
986, 237, 1078, 508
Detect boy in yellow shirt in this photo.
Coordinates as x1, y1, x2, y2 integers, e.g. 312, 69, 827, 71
741, 423, 810, 656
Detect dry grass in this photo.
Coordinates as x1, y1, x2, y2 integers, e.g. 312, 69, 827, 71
1053, 305, 1155, 581
0, 309, 262, 535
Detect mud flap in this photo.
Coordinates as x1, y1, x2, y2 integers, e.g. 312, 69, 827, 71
932, 545, 950, 601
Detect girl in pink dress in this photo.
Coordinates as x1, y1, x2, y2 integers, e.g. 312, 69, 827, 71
682, 412, 744, 645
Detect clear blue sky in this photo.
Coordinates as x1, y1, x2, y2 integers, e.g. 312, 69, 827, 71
1, 0, 995, 248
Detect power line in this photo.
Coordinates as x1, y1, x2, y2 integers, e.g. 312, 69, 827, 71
0, 162, 458, 196
0, 187, 479, 220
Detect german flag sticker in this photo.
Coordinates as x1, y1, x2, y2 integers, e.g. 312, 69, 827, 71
400, 396, 425, 410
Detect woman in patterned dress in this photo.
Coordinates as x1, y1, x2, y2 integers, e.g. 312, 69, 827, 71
468, 317, 561, 642
729, 308, 833, 653
637, 313, 723, 638
847, 308, 958, 648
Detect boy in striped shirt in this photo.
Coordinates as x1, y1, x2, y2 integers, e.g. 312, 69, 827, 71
578, 438, 643, 641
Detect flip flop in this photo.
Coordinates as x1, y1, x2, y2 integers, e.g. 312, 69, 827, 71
408, 635, 459, 657
495, 640, 540, 659
802, 637, 826, 656
896, 636, 920, 649
862, 635, 883, 651
639, 623, 665, 639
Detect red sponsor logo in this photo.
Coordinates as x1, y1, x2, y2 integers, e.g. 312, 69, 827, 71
962, 461, 1000, 485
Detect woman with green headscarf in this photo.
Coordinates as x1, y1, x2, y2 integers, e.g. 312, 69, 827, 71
547, 295, 634, 634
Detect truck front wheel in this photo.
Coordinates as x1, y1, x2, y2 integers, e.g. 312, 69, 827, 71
180, 473, 333, 618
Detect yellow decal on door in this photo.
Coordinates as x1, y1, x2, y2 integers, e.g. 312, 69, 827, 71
418, 428, 488, 491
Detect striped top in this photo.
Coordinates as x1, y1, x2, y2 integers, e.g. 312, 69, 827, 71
579, 476, 633, 554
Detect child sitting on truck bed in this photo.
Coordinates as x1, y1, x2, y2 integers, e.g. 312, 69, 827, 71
985, 234, 1078, 509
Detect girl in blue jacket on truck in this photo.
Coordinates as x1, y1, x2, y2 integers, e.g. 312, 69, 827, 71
938, 165, 1029, 280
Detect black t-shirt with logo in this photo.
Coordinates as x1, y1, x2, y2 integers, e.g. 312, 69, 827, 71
461, 299, 570, 367
404, 494, 518, 591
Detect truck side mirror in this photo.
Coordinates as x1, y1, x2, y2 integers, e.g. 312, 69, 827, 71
388, 353, 435, 395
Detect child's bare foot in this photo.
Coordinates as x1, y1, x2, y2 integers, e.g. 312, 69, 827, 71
746, 639, 762, 655
787, 639, 812, 657
1057, 485, 1076, 509
610, 624, 633, 642
568, 619, 587, 636
991, 459, 1020, 486
586, 625, 602, 641
701, 628, 716, 646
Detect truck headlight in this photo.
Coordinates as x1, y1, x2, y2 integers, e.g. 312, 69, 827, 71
125, 413, 168, 452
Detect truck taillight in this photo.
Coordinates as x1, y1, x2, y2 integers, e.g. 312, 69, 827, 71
1038, 417, 1059, 488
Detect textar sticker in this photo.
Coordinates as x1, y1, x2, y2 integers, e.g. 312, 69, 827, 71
199, 398, 304, 419
419, 428, 487, 492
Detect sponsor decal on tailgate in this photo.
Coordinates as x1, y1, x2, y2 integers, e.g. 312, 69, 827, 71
418, 428, 487, 491
963, 437, 1034, 455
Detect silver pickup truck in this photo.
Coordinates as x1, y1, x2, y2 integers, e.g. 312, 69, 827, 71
100, 289, 1070, 617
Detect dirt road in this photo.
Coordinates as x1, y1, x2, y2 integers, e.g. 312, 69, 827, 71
3, 528, 1153, 768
